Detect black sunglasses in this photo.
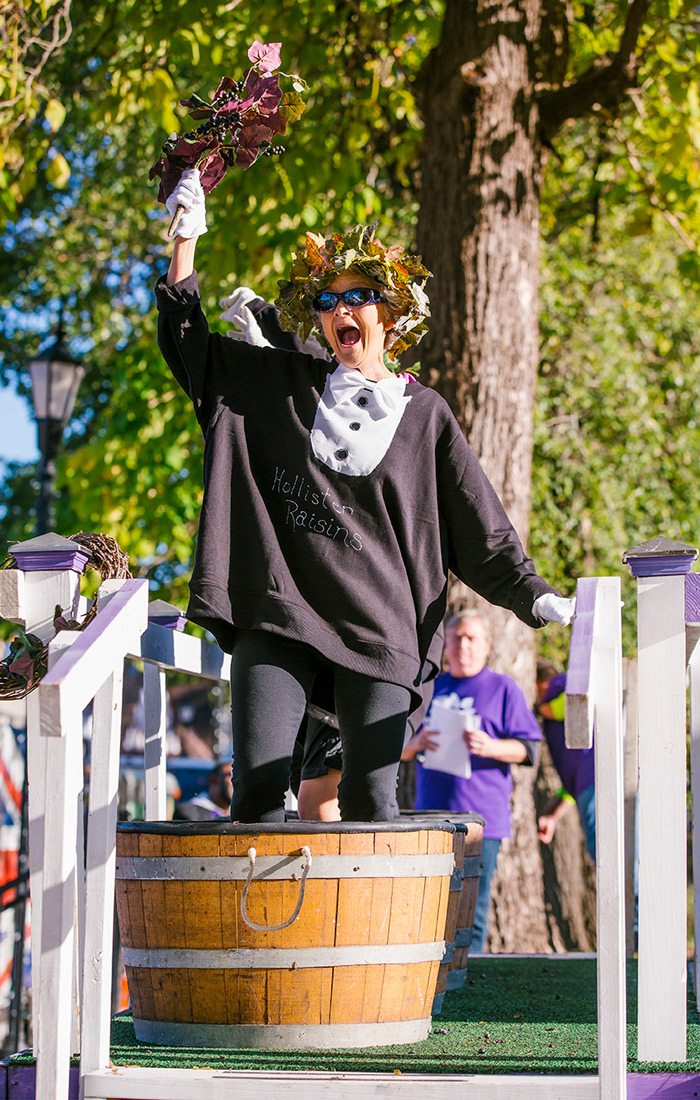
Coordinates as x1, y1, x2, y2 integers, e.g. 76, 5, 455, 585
311, 287, 386, 312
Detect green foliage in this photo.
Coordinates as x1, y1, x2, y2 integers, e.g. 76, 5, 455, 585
0, 459, 39, 543
0, 0, 698, 628
0, 2, 74, 218
542, 5, 700, 270
533, 221, 700, 660
0, 0, 440, 601
534, 82, 699, 663
55, 340, 204, 602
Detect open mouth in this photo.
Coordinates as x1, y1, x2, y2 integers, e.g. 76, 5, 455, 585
337, 325, 360, 348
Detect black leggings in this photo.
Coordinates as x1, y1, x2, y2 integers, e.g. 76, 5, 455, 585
230, 630, 411, 823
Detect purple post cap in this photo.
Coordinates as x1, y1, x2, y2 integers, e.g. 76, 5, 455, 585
622, 535, 698, 578
148, 599, 187, 632
9, 532, 90, 574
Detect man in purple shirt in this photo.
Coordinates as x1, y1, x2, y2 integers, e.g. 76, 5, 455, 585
535, 662, 596, 861
402, 611, 541, 951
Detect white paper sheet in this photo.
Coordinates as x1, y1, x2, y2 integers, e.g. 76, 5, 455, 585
421, 696, 476, 779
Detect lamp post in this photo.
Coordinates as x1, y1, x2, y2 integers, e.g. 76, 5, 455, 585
28, 315, 85, 535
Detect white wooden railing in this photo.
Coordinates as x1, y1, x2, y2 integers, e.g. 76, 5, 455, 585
689, 579, 700, 1019
565, 576, 626, 1099
132, 620, 231, 823
624, 538, 699, 1064
1, 549, 695, 1099
0, 565, 233, 1100
36, 579, 148, 1099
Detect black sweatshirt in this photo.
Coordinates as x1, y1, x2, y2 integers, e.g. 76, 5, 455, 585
156, 273, 556, 698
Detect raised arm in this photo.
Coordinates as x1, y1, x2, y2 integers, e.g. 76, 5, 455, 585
164, 168, 207, 285
167, 237, 198, 286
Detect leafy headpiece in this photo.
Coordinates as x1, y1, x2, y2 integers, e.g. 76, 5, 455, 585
275, 223, 432, 363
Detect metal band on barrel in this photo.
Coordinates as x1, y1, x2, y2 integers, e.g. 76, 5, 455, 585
461, 855, 482, 876
123, 940, 445, 970
116, 852, 454, 881
454, 927, 473, 947
446, 967, 468, 990
450, 867, 463, 890
132, 1016, 432, 1049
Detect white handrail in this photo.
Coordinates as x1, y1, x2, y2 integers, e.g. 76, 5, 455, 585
565, 576, 627, 1100
134, 621, 231, 681
38, 579, 149, 738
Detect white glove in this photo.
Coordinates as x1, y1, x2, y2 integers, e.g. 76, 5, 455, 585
296, 330, 330, 359
532, 593, 576, 626
165, 167, 207, 240
220, 285, 329, 358
220, 287, 273, 348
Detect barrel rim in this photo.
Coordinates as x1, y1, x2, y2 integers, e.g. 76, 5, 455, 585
131, 1016, 432, 1050
117, 819, 456, 836
405, 818, 467, 832
400, 810, 486, 827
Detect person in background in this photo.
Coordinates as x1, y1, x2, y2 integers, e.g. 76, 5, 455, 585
402, 611, 542, 951
174, 761, 233, 821
535, 661, 596, 862
290, 710, 342, 821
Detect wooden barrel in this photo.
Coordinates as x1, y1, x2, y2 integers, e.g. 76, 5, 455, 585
115, 819, 455, 1049
401, 812, 464, 1014
446, 814, 484, 991
401, 811, 484, 1004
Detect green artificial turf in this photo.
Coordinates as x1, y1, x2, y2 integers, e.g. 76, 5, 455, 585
13, 958, 692, 1076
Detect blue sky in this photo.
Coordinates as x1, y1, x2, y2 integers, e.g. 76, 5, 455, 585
0, 386, 38, 463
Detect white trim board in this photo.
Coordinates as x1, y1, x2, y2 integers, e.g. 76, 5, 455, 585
83, 1067, 604, 1099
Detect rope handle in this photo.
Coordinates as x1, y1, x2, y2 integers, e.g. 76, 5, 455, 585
240, 845, 312, 932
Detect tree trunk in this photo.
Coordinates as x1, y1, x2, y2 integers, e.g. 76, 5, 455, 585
414, 0, 552, 952
410, 0, 650, 953
535, 745, 597, 951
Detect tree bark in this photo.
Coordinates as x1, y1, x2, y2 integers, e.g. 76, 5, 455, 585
415, 0, 552, 952
411, 0, 651, 952
534, 745, 597, 950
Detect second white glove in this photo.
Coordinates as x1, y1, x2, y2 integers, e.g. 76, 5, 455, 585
220, 287, 273, 348
166, 167, 207, 240
532, 593, 576, 626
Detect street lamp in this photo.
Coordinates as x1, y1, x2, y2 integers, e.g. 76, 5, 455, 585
28, 315, 85, 535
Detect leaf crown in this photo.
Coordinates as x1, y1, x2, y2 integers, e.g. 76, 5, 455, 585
275, 223, 432, 364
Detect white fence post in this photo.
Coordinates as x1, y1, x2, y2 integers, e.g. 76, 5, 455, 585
566, 577, 627, 1099
0, 557, 83, 1058
143, 662, 168, 822
621, 659, 638, 959
0, 567, 82, 647
591, 577, 627, 1099
34, 678, 84, 1100
689, 643, 700, 1015
623, 537, 697, 1063
79, 665, 124, 1093
47, 631, 86, 1060
32, 578, 149, 1100
685, 571, 700, 1013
